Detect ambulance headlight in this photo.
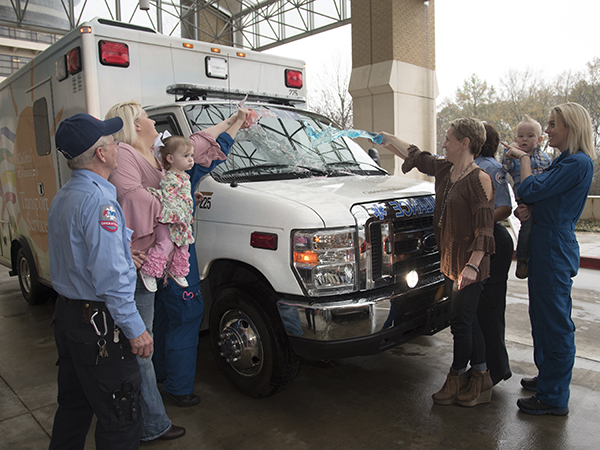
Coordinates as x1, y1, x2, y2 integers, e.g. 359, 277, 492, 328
406, 270, 419, 288
292, 227, 357, 296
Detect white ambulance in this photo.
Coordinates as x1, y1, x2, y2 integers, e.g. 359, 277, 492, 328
0, 18, 449, 397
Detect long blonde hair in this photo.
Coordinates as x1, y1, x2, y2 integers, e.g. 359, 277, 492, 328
105, 100, 144, 146
551, 103, 596, 160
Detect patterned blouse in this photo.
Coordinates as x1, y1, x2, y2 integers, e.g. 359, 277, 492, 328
148, 171, 195, 247
402, 146, 495, 282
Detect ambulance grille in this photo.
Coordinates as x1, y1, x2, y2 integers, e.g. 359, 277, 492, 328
367, 215, 442, 290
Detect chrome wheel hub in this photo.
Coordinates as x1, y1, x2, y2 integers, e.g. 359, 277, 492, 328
217, 309, 263, 377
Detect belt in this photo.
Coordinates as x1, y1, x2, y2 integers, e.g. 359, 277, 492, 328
60, 296, 109, 323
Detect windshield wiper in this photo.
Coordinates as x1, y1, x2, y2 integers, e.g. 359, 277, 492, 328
324, 161, 387, 175
222, 164, 327, 176
220, 164, 327, 179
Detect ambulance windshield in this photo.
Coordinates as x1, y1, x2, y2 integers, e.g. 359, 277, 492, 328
184, 104, 387, 183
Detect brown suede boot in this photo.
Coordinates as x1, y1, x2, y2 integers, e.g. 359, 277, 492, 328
432, 368, 468, 405
456, 369, 493, 407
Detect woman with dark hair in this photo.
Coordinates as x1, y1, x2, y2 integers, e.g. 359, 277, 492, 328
506, 102, 595, 415
379, 117, 495, 407
473, 123, 513, 385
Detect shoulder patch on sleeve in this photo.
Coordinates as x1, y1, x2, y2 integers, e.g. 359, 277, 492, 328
495, 170, 507, 185
99, 204, 119, 232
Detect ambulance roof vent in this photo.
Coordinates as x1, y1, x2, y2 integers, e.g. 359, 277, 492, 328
166, 83, 306, 107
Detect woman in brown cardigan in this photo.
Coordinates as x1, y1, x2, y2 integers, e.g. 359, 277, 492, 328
379, 118, 495, 407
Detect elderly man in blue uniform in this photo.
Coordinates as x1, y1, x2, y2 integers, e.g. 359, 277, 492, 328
47, 113, 182, 449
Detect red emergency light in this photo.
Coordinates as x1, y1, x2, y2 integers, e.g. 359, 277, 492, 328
99, 40, 130, 67
66, 47, 82, 75
285, 69, 303, 89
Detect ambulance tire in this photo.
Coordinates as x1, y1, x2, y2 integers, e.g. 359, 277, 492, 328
210, 285, 300, 398
16, 247, 52, 305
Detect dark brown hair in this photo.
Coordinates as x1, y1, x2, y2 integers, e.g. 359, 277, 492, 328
480, 123, 500, 158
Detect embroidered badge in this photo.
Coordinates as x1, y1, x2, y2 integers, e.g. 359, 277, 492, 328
495, 171, 507, 185
100, 205, 118, 232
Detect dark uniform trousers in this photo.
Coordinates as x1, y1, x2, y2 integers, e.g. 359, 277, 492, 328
477, 222, 514, 384
49, 296, 142, 450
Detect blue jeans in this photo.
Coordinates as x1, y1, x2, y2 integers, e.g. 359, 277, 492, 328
134, 279, 172, 441
446, 277, 486, 372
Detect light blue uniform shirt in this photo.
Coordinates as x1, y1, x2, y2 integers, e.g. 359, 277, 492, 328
48, 169, 145, 339
475, 156, 512, 211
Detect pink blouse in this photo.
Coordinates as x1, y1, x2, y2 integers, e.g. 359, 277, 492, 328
109, 131, 226, 253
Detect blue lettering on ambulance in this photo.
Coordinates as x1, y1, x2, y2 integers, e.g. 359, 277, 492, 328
390, 201, 405, 217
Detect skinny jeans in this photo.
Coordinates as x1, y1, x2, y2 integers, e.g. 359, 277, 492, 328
446, 277, 486, 372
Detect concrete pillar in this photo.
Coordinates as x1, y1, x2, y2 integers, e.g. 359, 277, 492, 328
349, 0, 438, 177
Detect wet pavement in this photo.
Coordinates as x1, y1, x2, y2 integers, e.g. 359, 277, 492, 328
1, 233, 599, 450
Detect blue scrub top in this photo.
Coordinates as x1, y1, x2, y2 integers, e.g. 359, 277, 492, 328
475, 156, 512, 210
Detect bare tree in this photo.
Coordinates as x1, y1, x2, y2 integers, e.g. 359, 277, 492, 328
439, 62, 600, 193
436, 74, 497, 153
308, 54, 353, 129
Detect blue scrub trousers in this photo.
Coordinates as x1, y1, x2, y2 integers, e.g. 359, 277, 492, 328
529, 225, 578, 408
153, 248, 204, 396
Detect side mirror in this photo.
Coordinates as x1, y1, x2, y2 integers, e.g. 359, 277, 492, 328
368, 148, 381, 166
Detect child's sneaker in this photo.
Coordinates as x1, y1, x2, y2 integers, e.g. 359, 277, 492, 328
168, 272, 189, 288
516, 260, 528, 279
140, 271, 157, 292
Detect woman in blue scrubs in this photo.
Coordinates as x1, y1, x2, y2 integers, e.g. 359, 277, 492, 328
505, 103, 596, 415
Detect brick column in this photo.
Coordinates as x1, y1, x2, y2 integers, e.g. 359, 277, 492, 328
349, 0, 437, 177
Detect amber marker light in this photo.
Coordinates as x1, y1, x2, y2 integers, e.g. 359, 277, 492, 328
183, 42, 194, 49
80, 26, 92, 34
211, 47, 221, 53
236, 52, 246, 57
293, 251, 319, 265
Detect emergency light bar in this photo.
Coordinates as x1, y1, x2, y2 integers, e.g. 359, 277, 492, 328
166, 83, 306, 106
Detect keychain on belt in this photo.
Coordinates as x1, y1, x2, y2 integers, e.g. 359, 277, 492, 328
90, 310, 109, 364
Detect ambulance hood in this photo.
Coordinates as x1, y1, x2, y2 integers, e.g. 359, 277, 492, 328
235, 174, 435, 228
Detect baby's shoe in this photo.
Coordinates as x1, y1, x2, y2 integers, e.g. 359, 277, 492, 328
168, 272, 189, 288
516, 260, 528, 279
140, 271, 157, 292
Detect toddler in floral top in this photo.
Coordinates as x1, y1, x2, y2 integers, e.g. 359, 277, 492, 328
140, 136, 196, 291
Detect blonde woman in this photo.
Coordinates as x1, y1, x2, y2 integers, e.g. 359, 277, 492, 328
106, 100, 248, 440
506, 102, 596, 416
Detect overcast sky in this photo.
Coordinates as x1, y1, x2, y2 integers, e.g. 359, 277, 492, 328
266, 0, 600, 104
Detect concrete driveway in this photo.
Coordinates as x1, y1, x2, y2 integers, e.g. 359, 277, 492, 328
1, 262, 599, 450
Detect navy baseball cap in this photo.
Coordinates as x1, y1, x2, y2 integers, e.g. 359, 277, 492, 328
55, 113, 123, 159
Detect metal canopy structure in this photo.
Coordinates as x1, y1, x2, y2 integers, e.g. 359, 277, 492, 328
0, 0, 350, 51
